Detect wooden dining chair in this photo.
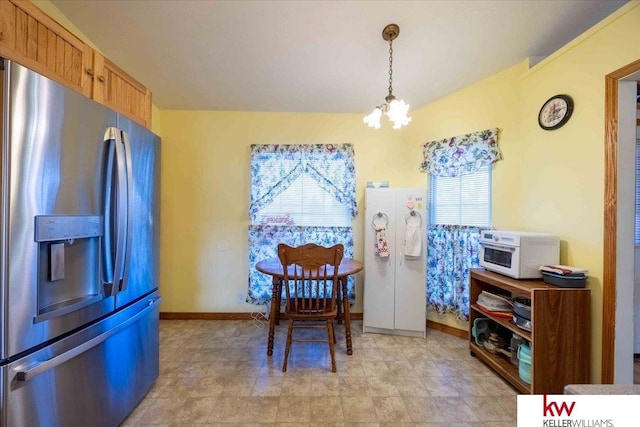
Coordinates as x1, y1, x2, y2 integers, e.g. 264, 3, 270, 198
277, 242, 344, 372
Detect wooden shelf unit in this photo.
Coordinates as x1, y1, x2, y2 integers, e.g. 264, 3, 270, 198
469, 268, 591, 394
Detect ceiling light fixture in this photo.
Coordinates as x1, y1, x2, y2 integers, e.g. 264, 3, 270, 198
364, 24, 411, 130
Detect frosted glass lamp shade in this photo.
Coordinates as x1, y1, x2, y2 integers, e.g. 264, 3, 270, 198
363, 107, 383, 129
386, 99, 411, 129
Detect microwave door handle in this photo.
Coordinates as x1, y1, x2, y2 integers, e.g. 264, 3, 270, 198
118, 130, 133, 292
101, 128, 117, 293
481, 242, 516, 252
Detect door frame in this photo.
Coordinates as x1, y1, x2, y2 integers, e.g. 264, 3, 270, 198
602, 58, 640, 383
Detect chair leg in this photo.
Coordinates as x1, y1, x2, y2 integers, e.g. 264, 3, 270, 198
327, 319, 336, 373
336, 284, 343, 324
283, 318, 294, 372
333, 318, 337, 344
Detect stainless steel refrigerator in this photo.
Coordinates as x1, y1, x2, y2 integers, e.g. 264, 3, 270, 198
0, 60, 161, 426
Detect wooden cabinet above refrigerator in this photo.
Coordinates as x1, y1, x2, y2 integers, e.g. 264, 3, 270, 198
90, 52, 152, 129
0, 0, 152, 129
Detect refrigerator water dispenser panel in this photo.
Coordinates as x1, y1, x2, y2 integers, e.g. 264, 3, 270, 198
34, 215, 104, 322
34, 215, 103, 242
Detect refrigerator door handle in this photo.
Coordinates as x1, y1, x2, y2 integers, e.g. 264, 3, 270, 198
101, 127, 128, 296
119, 130, 134, 292
14, 297, 162, 382
113, 128, 128, 291
101, 128, 117, 288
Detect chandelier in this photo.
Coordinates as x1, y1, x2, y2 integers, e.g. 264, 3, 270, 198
363, 24, 412, 130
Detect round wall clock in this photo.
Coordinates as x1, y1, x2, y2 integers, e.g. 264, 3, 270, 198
538, 94, 574, 130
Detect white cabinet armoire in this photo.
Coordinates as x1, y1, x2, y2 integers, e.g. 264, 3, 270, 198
363, 188, 427, 337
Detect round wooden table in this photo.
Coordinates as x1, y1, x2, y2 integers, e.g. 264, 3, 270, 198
255, 257, 363, 356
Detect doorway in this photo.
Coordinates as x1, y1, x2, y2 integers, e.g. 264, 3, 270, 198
634, 81, 640, 384
603, 59, 640, 384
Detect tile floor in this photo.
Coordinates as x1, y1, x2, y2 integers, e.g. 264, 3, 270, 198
121, 318, 518, 426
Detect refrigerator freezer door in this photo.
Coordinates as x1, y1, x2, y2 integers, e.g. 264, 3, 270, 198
114, 117, 160, 308
1, 61, 118, 359
4, 293, 160, 427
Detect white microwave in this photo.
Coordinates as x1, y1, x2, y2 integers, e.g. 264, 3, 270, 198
479, 230, 559, 279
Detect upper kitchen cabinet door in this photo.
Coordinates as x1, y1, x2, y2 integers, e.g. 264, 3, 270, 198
92, 52, 152, 129
0, 0, 93, 98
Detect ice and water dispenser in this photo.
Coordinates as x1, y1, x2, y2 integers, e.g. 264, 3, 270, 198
34, 215, 103, 322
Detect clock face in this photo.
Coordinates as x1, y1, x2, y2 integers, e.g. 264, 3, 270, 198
538, 95, 574, 130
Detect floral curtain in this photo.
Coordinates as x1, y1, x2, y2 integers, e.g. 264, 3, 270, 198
419, 128, 501, 177
249, 144, 358, 220
247, 225, 355, 305
420, 128, 501, 319
248, 143, 357, 306
427, 225, 482, 320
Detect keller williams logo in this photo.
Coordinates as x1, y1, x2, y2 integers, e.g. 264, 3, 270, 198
543, 394, 576, 417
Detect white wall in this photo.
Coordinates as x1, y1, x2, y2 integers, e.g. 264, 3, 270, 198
635, 125, 640, 356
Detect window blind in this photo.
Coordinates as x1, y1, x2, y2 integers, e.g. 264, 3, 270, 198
254, 173, 351, 227
429, 165, 491, 227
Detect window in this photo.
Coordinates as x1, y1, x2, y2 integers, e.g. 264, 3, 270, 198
421, 128, 500, 320
429, 165, 492, 227
247, 144, 357, 305
254, 173, 351, 227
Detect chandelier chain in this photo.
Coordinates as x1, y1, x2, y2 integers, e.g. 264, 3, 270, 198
388, 39, 393, 97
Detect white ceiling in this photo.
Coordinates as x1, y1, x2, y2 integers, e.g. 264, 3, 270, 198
49, 0, 629, 114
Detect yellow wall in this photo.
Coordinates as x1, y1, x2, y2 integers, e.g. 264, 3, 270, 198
408, 59, 528, 330
345, 1, 639, 380
407, 2, 640, 381
516, 2, 640, 382
158, 111, 418, 313
151, 104, 162, 136
157, 58, 529, 318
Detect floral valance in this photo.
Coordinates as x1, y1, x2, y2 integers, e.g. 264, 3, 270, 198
249, 144, 357, 219
419, 128, 502, 177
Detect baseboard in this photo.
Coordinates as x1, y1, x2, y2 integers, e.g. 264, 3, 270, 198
426, 320, 468, 339
160, 312, 365, 321
160, 312, 254, 320
160, 313, 465, 340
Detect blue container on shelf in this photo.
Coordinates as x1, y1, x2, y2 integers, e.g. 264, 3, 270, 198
518, 343, 532, 384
